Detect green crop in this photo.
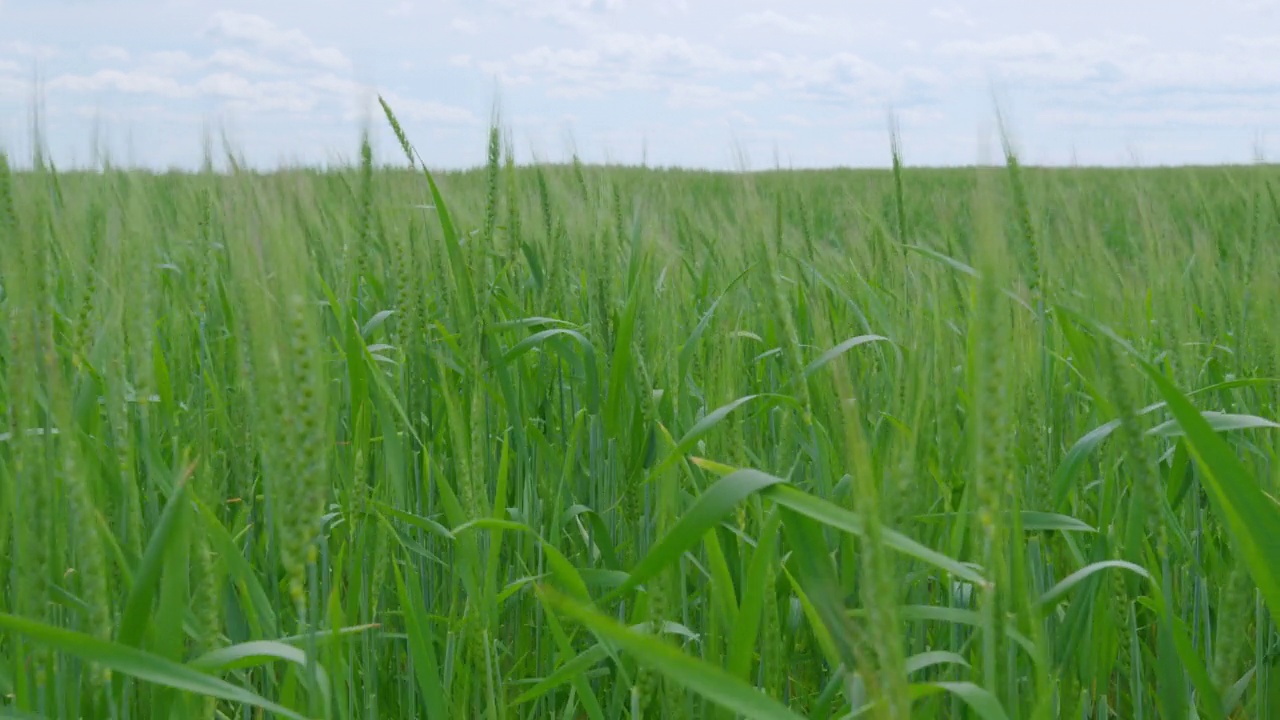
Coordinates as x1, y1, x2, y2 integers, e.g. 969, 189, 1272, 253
1, 102, 1279, 719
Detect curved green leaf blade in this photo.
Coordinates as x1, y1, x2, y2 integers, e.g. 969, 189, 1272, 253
903, 244, 979, 277
0, 613, 308, 720
914, 511, 1096, 533
911, 681, 1011, 720
1051, 380, 1280, 508
762, 481, 987, 586
649, 394, 792, 478
188, 641, 330, 706
678, 264, 754, 378
499, 328, 600, 414
1050, 419, 1121, 508
904, 650, 971, 676
511, 644, 610, 706
360, 309, 395, 338
1108, 330, 1280, 622
1146, 411, 1280, 437
540, 587, 808, 720
188, 639, 318, 674
117, 465, 192, 648
1037, 560, 1150, 608
799, 334, 892, 382
601, 469, 789, 603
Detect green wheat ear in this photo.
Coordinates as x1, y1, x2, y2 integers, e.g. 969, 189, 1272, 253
378, 95, 414, 168
280, 290, 330, 619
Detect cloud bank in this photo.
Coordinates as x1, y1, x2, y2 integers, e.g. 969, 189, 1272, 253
0, 0, 1275, 169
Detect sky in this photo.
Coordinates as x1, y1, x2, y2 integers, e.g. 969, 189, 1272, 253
0, 0, 1278, 171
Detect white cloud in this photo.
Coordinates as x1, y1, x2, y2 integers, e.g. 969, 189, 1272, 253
493, 0, 621, 32
503, 46, 603, 87
207, 48, 291, 75
134, 51, 204, 76
1230, 0, 1279, 10
747, 51, 937, 103
302, 75, 476, 125
8, 0, 1275, 170
1120, 51, 1280, 90
50, 70, 193, 98
735, 11, 868, 39
481, 29, 937, 108
1226, 35, 1280, 49
380, 96, 477, 124
195, 73, 318, 112
307, 73, 365, 98
937, 31, 1280, 96
1040, 106, 1280, 129
206, 12, 351, 71
928, 5, 977, 27
71, 103, 195, 125
0, 74, 22, 99
89, 46, 131, 63
737, 11, 824, 36
493, 34, 732, 97
939, 32, 1068, 59
665, 83, 759, 109
1, 41, 58, 60
44, 66, 459, 120
83, 48, 294, 79
613, 33, 727, 68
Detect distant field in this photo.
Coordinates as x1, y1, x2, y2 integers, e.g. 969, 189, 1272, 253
2, 104, 1280, 719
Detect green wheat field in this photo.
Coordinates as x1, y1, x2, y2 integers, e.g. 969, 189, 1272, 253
2, 100, 1280, 719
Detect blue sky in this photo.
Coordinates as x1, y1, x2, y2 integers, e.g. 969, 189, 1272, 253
1, 0, 1278, 170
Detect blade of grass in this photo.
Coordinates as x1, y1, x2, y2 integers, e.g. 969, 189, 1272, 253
540, 585, 808, 720
0, 613, 309, 720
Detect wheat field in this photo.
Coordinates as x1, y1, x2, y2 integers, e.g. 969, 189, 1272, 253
1, 101, 1279, 719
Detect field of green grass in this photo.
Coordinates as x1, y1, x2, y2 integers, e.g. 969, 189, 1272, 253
2, 101, 1280, 719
